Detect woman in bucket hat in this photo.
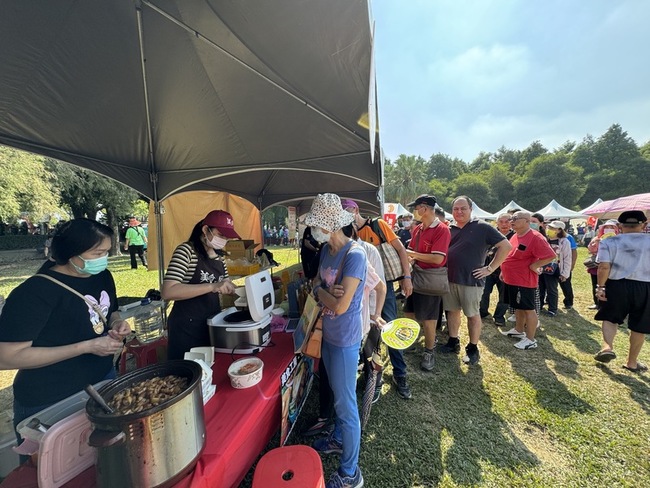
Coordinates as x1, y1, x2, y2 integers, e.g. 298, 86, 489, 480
306, 193, 366, 488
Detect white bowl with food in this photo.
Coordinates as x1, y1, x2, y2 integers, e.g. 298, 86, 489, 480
227, 357, 264, 389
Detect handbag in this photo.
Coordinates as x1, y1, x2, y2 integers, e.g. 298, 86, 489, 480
411, 264, 450, 296
301, 245, 354, 359
369, 219, 403, 281
409, 227, 450, 296
583, 254, 599, 269
35, 273, 108, 334
542, 262, 559, 275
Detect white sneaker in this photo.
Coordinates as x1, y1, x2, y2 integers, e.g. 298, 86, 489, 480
507, 315, 516, 322
514, 338, 538, 350
500, 327, 525, 338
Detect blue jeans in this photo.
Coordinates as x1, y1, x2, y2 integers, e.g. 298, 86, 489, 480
322, 341, 361, 477
382, 281, 407, 378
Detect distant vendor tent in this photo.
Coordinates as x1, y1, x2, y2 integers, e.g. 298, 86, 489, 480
580, 198, 604, 214
494, 200, 530, 216
536, 200, 587, 220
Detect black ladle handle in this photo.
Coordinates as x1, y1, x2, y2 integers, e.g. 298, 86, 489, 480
85, 384, 114, 414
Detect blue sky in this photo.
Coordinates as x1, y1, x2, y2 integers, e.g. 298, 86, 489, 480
371, 0, 650, 163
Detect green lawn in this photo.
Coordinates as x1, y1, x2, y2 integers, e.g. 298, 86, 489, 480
1, 246, 649, 487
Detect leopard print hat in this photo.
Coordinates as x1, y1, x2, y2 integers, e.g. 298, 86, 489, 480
305, 193, 355, 232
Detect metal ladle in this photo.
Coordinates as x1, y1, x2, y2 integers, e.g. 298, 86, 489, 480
85, 384, 114, 414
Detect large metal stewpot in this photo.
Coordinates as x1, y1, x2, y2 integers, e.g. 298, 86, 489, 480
86, 360, 205, 488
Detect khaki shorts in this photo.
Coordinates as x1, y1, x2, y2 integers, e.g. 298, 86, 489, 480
443, 283, 483, 317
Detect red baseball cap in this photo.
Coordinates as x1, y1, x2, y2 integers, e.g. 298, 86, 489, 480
202, 210, 241, 239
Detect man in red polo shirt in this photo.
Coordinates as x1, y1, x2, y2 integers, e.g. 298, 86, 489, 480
500, 211, 556, 349
404, 195, 451, 371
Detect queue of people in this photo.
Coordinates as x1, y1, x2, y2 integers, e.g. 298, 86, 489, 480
0, 193, 646, 488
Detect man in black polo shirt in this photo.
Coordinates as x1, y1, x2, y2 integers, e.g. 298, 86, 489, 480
437, 196, 512, 364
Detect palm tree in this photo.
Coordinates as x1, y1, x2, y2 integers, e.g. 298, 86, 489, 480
384, 154, 428, 204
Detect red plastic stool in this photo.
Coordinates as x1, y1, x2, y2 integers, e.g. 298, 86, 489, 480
252, 446, 325, 488
118, 336, 168, 374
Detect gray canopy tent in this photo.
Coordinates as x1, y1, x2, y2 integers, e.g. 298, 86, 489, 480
0, 0, 382, 277
0, 0, 380, 208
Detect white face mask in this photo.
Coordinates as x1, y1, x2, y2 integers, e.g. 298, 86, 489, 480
402, 220, 412, 229
207, 230, 228, 250
311, 227, 330, 244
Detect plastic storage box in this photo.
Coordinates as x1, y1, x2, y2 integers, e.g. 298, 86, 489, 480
0, 411, 19, 478
15, 381, 109, 488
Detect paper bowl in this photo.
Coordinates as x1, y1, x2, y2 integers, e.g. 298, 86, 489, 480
227, 358, 264, 389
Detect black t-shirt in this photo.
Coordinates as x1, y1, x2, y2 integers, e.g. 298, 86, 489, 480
448, 220, 506, 286
0, 268, 118, 406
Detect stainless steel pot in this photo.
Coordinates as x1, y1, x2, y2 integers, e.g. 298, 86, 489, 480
86, 360, 205, 488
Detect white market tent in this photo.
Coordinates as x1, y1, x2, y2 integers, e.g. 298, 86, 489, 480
580, 198, 604, 214
472, 203, 497, 220
536, 200, 587, 220
494, 200, 530, 215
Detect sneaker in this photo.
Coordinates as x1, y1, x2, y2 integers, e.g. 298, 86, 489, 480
564, 305, 573, 310
372, 379, 383, 404
462, 345, 480, 365
543, 310, 557, 317
302, 417, 334, 437
494, 318, 506, 327
514, 337, 538, 350
507, 314, 516, 322
587, 304, 599, 310
392, 376, 412, 399
420, 350, 435, 371
326, 467, 364, 488
500, 327, 525, 338
313, 434, 343, 455
436, 339, 461, 354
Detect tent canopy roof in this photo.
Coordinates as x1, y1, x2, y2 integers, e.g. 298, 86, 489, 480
494, 200, 530, 215
0, 0, 380, 211
536, 200, 586, 219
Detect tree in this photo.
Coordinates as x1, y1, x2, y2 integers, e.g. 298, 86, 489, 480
593, 123, 640, 171
513, 153, 584, 210
383, 154, 428, 204
48, 160, 142, 254
468, 151, 494, 173
450, 173, 499, 211
481, 163, 514, 208
426, 153, 467, 181
0, 146, 62, 224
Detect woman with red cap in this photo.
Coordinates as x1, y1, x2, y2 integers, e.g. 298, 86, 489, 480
162, 210, 239, 360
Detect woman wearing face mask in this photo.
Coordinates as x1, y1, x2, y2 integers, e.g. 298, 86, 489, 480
0, 219, 131, 450
306, 193, 367, 488
162, 210, 238, 360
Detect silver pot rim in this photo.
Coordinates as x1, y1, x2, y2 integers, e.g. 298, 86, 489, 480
86, 359, 202, 423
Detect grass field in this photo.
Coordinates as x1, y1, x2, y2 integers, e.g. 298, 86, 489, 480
1, 246, 649, 487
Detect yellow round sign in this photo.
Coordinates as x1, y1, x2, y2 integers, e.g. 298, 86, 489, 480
381, 318, 420, 350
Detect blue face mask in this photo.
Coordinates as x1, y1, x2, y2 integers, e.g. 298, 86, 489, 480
530, 223, 540, 231
72, 254, 109, 275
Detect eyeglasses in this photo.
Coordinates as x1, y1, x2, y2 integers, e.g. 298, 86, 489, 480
509, 217, 528, 222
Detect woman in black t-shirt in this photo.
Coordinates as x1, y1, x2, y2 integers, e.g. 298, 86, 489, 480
0, 219, 131, 449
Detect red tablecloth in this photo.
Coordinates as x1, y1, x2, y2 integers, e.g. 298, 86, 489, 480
0, 333, 296, 488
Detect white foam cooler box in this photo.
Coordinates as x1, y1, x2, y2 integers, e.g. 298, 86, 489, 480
14, 380, 109, 488
0, 411, 19, 478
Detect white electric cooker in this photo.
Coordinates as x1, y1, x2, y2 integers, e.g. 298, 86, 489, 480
208, 269, 274, 354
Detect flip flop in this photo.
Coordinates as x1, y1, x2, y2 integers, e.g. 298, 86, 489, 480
622, 363, 648, 373
594, 350, 616, 363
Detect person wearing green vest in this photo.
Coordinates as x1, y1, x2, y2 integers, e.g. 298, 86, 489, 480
124, 217, 148, 269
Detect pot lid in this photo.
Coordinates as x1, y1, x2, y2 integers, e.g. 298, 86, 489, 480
244, 269, 275, 322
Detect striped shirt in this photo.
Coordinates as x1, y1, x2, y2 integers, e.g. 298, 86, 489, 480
163, 242, 229, 283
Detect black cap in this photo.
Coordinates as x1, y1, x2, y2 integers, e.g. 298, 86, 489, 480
618, 210, 647, 224
407, 194, 437, 208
